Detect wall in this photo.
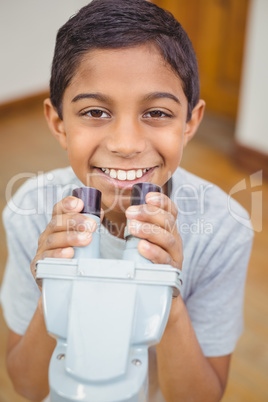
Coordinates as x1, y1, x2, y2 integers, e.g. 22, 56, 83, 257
235, 0, 268, 154
1, 0, 268, 154
0, 0, 90, 103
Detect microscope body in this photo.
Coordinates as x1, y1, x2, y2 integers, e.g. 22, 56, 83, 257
35, 185, 182, 402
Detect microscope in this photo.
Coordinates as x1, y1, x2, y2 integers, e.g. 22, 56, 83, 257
35, 183, 182, 401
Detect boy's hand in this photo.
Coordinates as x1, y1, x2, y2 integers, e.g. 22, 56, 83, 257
30, 196, 99, 282
125, 192, 183, 270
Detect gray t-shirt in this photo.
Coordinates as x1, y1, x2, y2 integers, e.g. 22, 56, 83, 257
0, 166, 253, 401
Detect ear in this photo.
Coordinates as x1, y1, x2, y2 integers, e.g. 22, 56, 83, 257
183, 99, 205, 147
44, 98, 68, 150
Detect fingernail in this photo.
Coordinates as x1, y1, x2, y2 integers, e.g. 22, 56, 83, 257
140, 240, 150, 251
77, 231, 92, 241
146, 194, 161, 202
84, 219, 97, 231
61, 247, 72, 257
65, 197, 80, 210
127, 206, 141, 212
126, 206, 140, 217
128, 220, 142, 234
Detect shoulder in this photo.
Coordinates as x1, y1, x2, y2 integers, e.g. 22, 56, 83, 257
172, 168, 253, 274
3, 166, 80, 230
171, 167, 253, 246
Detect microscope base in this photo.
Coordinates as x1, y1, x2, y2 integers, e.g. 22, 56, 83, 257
49, 340, 148, 402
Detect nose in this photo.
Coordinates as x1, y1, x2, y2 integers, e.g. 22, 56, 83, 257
106, 117, 146, 157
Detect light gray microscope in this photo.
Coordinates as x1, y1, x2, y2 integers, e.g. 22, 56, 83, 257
36, 183, 182, 402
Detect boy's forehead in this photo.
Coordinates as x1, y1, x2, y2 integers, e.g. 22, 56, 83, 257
68, 44, 185, 96
78, 45, 167, 74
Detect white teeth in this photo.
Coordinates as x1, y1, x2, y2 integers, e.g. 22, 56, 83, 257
117, 170, 127, 180
100, 167, 151, 180
110, 169, 117, 179
127, 170, 136, 180
136, 169, 143, 178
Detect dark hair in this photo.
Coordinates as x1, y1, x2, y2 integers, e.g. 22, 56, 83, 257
50, 0, 199, 121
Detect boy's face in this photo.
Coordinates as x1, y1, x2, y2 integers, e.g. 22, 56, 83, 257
48, 44, 202, 217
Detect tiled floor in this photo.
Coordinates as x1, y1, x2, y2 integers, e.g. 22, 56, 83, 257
0, 102, 267, 401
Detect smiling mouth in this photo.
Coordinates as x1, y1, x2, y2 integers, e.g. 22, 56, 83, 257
96, 167, 153, 181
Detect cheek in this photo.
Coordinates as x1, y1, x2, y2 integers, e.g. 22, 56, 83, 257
67, 130, 87, 149
66, 131, 96, 161
158, 132, 184, 166
65, 136, 92, 182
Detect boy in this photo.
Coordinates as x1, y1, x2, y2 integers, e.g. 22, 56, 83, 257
0, 0, 253, 401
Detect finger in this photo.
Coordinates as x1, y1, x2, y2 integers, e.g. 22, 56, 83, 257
127, 220, 182, 263
126, 203, 177, 233
46, 213, 98, 235
137, 240, 182, 269
52, 196, 84, 216
40, 229, 93, 254
146, 192, 178, 218
32, 247, 74, 270
31, 247, 75, 283
39, 247, 75, 261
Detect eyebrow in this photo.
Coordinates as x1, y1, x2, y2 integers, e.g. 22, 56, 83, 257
71, 93, 112, 103
144, 92, 181, 105
71, 91, 181, 105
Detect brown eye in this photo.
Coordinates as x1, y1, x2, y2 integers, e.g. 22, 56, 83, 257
90, 110, 106, 118
81, 109, 110, 118
143, 110, 172, 118
150, 111, 164, 118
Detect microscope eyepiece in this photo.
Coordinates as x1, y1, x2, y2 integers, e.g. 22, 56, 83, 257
130, 183, 161, 206
72, 187, 102, 217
